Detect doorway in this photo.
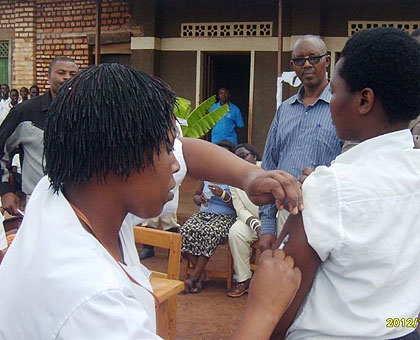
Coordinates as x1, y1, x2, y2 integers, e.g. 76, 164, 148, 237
202, 53, 250, 144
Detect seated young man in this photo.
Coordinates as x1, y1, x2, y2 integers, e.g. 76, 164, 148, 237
272, 27, 420, 339
0, 63, 302, 339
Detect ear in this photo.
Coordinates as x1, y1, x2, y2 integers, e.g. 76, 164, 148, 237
325, 55, 331, 67
290, 60, 295, 70
358, 88, 375, 116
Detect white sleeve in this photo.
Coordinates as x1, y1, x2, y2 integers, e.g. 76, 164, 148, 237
57, 289, 161, 339
230, 186, 254, 225
301, 166, 343, 261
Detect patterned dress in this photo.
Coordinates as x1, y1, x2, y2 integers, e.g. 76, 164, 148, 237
181, 182, 236, 257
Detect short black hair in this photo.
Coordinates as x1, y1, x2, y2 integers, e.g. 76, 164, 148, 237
339, 27, 420, 123
10, 89, 18, 96
216, 140, 235, 153
29, 85, 39, 91
44, 63, 177, 193
234, 143, 261, 161
1, 84, 9, 89
48, 56, 77, 74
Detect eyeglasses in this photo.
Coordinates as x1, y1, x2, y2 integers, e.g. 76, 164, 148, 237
291, 53, 328, 66
237, 152, 253, 159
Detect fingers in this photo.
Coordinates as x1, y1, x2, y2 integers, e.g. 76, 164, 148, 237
259, 248, 275, 261
268, 171, 303, 214
302, 167, 314, 176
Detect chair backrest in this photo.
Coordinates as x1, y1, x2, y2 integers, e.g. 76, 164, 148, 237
133, 227, 182, 280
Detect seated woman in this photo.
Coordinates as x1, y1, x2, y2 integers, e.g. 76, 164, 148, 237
0, 64, 303, 339
181, 140, 237, 293
228, 143, 262, 298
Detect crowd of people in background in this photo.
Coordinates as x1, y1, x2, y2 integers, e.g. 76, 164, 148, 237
0, 84, 39, 123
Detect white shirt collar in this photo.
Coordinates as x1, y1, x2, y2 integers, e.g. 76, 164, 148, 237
333, 129, 414, 165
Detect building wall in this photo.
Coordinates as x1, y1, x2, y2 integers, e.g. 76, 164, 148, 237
0, 0, 134, 92
252, 52, 277, 155
321, 0, 420, 37
155, 0, 285, 38
0, 0, 36, 89
35, 0, 131, 92
157, 51, 196, 102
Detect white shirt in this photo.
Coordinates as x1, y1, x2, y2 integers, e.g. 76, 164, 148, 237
0, 97, 11, 123
0, 176, 161, 339
288, 130, 420, 340
12, 154, 21, 174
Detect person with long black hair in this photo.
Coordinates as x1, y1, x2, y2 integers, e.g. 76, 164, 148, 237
0, 63, 301, 339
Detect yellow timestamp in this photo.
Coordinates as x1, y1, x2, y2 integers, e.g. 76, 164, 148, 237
386, 318, 419, 328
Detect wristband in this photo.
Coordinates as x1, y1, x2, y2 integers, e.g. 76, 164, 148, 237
220, 189, 226, 200
249, 218, 261, 231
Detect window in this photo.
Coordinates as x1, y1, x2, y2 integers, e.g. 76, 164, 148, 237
0, 41, 9, 85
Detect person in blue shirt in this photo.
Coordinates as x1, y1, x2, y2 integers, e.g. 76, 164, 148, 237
210, 88, 244, 144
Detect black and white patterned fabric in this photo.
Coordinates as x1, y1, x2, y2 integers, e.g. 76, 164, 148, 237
181, 212, 236, 257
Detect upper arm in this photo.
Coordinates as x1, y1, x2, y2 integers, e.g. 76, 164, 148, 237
271, 213, 321, 338
57, 290, 161, 339
271, 166, 341, 337
235, 107, 244, 127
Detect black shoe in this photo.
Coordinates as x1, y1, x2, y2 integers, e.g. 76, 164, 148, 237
140, 246, 155, 260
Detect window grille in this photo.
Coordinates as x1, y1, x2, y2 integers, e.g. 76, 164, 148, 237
181, 22, 272, 37
0, 42, 9, 58
349, 21, 420, 36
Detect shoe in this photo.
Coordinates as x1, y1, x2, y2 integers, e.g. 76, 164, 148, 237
140, 245, 155, 260
184, 275, 198, 293
227, 278, 251, 298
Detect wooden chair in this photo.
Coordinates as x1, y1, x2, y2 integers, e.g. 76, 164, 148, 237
133, 227, 184, 340
183, 239, 234, 290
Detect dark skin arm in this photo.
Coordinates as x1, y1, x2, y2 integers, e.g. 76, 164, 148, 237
271, 213, 321, 339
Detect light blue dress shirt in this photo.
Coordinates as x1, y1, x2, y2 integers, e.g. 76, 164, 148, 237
259, 84, 342, 235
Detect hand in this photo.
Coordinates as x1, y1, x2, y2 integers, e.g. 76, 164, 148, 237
259, 233, 276, 252
193, 194, 209, 206
297, 167, 314, 185
247, 249, 301, 325
208, 184, 223, 197
1, 192, 20, 215
243, 169, 303, 215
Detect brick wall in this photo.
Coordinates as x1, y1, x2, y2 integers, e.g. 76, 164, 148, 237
35, 0, 132, 92
14, 1, 36, 89
0, 0, 133, 93
0, 0, 36, 89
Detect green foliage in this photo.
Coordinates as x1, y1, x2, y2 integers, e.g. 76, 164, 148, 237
174, 95, 228, 138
